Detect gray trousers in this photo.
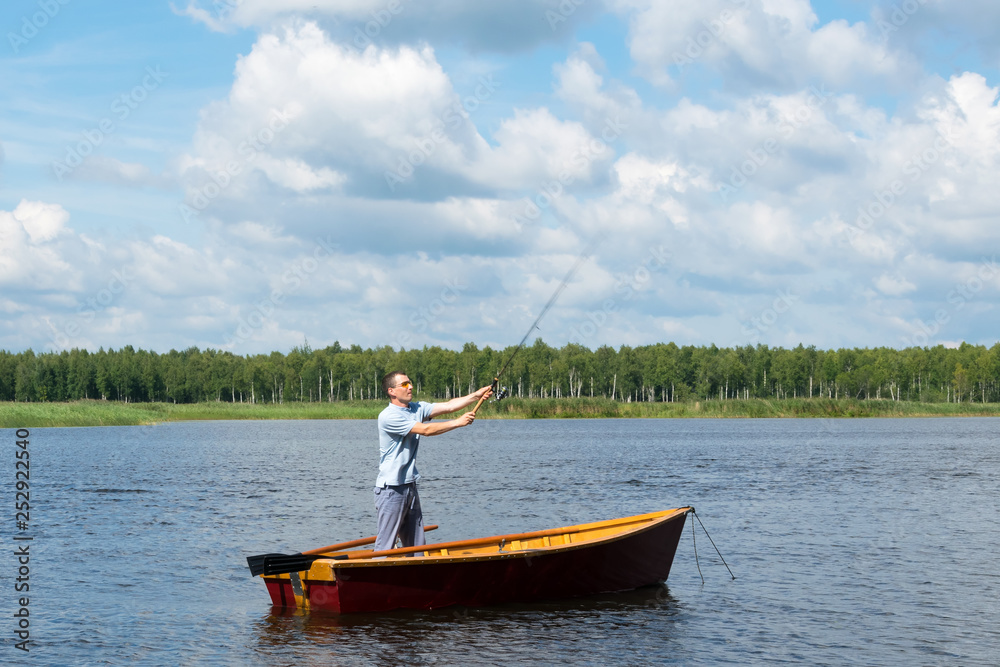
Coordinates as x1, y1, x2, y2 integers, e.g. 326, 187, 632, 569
373, 483, 426, 553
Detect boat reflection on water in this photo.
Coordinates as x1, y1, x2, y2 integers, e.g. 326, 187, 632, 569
253, 584, 685, 661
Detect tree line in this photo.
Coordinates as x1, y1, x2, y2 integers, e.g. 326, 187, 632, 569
1, 340, 998, 404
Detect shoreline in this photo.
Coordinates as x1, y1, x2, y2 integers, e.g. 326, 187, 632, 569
3, 397, 1000, 428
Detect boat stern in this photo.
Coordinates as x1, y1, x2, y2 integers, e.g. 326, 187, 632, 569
261, 560, 342, 612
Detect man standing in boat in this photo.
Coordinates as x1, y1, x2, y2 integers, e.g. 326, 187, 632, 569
375, 371, 493, 553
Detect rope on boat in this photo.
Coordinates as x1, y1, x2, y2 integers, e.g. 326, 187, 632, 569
690, 508, 736, 581
690, 510, 704, 584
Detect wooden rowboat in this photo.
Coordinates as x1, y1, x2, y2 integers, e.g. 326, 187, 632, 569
252, 507, 692, 613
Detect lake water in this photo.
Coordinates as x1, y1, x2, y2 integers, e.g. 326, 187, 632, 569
8, 417, 1000, 664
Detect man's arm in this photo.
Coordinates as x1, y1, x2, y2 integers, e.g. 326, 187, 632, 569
429, 385, 493, 418
408, 411, 477, 436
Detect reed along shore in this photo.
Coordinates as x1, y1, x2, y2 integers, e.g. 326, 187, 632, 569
3, 397, 999, 428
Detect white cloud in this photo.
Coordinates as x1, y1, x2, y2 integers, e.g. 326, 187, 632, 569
613, 0, 913, 91
554, 43, 643, 135
430, 197, 524, 241
12, 200, 69, 244
920, 73, 1000, 167
0, 201, 76, 288
612, 153, 704, 229
255, 155, 347, 192
875, 272, 917, 296
179, 21, 615, 210
170, 1, 234, 34
479, 107, 600, 189
179, 22, 487, 203
70, 156, 175, 189
554, 43, 609, 111
0, 199, 344, 352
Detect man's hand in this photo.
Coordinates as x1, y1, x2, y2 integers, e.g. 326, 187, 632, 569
456, 411, 477, 427
475, 385, 494, 401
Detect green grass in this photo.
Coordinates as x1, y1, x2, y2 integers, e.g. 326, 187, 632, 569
489, 397, 1000, 419
3, 397, 999, 428
0, 399, 385, 428
0, 400, 164, 428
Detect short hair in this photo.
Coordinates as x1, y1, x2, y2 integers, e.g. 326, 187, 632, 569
382, 371, 406, 395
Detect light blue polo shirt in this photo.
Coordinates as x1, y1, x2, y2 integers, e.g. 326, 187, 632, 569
376, 401, 434, 487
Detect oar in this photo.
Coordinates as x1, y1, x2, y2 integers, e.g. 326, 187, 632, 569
247, 524, 438, 577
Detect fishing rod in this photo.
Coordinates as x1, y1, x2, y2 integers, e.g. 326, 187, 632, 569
471, 246, 596, 415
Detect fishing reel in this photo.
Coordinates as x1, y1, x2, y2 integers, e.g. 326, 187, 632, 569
487, 377, 509, 403
473, 381, 508, 416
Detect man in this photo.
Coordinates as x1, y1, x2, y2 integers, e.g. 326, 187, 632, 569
374, 371, 492, 553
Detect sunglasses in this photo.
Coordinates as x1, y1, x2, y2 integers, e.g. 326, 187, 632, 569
395, 381, 413, 389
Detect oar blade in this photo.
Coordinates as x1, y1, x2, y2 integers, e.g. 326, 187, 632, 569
247, 552, 318, 577
247, 552, 341, 577
262, 553, 318, 576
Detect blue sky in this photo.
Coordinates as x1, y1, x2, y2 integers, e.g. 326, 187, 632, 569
1, 0, 999, 355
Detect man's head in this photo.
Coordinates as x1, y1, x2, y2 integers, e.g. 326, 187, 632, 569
382, 371, 413, 405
